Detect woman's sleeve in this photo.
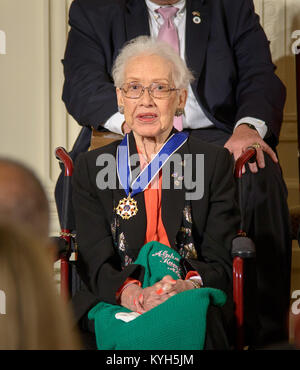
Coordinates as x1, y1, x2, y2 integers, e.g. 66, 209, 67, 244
183, 147, 240, 294
72, 153, 144, 305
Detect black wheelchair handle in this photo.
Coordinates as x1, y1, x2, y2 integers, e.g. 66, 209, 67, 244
231, 236, 256, 259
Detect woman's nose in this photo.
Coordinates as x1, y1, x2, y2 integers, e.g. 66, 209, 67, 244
139, 87, 154, 105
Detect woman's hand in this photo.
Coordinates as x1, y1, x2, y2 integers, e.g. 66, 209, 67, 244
138, 284, 172, 311
156, 276, 195, 297
120, 276, 196, 313
119, 283, 144, 312
139, 276, 195, 312
120, 276, 176, 313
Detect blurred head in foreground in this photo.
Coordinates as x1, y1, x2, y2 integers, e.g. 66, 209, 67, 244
0, 223, 80, 349
0, 158, 49, 241
0, 158, 61, 262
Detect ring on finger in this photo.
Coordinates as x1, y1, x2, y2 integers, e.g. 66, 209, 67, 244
250, 142, 261, 149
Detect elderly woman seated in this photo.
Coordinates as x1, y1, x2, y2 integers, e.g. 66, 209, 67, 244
72, 36, 240, 350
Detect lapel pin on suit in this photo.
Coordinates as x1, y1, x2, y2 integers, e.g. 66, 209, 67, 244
192, 11, 201, 24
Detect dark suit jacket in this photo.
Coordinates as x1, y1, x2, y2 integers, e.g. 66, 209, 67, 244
62, 0, 285, 148
71, 132, 240, 321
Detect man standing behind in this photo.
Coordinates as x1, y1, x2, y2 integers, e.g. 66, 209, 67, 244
61, 0, 291, 347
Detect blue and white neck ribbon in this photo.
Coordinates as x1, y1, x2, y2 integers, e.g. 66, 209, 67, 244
116, 132, 189, 198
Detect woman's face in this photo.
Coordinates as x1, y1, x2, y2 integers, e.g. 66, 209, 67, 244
116, 54, 187, 139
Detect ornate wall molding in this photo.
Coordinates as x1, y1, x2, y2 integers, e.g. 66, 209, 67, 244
46, 0, 81, 234
0, 29, 6, 54
281, 114, 298, 142
254, 0, 299, 141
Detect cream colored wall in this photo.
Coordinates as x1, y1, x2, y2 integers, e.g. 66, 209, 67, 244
0, 0, 80, 235
254, 0, 300, 204
253, 0, 300, 294
0, 0, 299, 288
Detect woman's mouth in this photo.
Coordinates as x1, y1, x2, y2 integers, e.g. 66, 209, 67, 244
136, 113, 158, 123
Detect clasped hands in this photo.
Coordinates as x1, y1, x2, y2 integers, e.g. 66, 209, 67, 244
224, 124, 278, 173
120, 275, 195, 313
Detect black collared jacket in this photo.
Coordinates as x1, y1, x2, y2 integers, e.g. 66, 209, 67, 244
72, 132, 240, 321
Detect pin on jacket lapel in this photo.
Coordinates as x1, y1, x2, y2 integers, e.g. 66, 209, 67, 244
185, 0, 211, 79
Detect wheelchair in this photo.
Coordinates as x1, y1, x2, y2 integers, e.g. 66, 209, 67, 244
54, 129, 256, 350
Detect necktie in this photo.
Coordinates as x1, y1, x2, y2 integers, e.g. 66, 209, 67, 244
156, 7, 182, 131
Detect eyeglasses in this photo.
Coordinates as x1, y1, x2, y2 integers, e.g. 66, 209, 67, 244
120, 82, 179, 99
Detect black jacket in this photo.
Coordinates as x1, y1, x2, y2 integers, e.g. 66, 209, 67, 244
62, 0, 286, 147
71, 132, 240, 321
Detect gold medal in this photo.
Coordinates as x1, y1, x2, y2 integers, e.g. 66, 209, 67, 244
116, 194, 138, 220
116, 132, 188, 221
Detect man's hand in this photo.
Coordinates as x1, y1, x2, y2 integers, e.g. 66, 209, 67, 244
224, 124, 278, 173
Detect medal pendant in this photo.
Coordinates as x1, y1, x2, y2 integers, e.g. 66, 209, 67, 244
116, 195, 138, 220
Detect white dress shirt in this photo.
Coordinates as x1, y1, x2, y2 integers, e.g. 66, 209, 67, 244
103, 0, 267, 138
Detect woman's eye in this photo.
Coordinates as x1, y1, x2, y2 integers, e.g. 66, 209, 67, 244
156, 84, 167, 91
130, 84, 140, 90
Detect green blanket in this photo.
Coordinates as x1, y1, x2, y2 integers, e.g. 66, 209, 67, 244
88, 241, 226, 350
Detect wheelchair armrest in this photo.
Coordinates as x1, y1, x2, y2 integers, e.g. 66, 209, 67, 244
231, 236, 256, 259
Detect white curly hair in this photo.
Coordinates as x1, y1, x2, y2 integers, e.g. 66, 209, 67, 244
112, 35, 194, 88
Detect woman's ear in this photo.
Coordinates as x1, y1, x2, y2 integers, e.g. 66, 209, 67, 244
177, 88, 188, 110
116, 87, 124, 108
